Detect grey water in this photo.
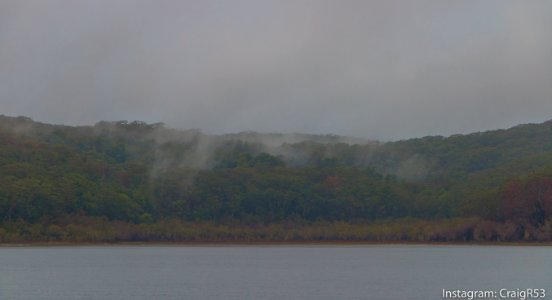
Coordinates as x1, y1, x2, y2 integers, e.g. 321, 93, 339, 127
0, 245, 550, 300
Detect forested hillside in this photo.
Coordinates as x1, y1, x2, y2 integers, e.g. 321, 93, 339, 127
1, 115, 552, 243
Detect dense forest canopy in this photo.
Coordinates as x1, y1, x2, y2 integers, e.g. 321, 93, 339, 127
1, 115, 552, 242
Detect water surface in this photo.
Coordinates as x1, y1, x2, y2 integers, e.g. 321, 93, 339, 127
0, 245, 550, 299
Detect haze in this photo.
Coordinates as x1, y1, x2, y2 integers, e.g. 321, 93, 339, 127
1, 1, 551, 140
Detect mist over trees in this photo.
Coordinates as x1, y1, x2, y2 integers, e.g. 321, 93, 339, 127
1, 115, 552, 242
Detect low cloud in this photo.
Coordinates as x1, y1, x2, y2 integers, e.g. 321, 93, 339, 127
1, 1, 551, 140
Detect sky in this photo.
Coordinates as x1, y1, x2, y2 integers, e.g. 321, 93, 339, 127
1, 1, 551, 141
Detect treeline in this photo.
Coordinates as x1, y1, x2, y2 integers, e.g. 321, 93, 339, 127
1, 115, 552, 242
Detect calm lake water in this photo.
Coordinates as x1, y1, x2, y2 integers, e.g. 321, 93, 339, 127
0, 245, 550, 300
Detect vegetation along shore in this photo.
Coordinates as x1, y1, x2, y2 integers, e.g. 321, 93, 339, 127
2, 115, 552, 243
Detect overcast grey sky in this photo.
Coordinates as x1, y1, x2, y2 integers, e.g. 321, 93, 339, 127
1, 1, 551, 140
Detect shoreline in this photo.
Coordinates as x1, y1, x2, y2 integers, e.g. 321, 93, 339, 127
2, 217, 548, 246
2, 240, 552, 247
